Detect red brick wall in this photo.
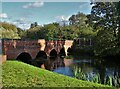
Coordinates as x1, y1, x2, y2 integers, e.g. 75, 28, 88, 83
3, 39, 40, 59
2, 39, 73, 60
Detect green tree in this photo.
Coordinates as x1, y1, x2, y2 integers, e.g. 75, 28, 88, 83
24, 26, 46, 39
43, 23, 58, 40
113, 2, 120, 45
90, 2, 120, 56
69, 12, 87, 26
0, 22, 20, 39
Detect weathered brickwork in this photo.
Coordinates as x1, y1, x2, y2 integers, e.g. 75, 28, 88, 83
1, 39, 73, 60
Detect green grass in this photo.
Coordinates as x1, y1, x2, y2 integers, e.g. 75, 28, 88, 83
2, 61, 116, 88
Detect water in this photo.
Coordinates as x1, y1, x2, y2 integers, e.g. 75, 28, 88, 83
40, 56, 120, 87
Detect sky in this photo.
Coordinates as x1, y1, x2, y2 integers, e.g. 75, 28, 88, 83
0, 1, 92, 29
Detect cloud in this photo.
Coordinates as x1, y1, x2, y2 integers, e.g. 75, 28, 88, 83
0, 13, 8, 18
55, 15, 70, 26
13, 17, 32, 29
23, 1, 44, 8
55, 15, 70, 21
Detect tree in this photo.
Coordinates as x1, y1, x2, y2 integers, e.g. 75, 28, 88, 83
17, 27, 25, 38
34, 22, 38, 27
91, 2, 118, 36
90, 1, 120, 56
0, 22, 20, 39
69, 12, 87, 26
30, 22, 38, 28
69, 15, 76, 25
113, 2, 120, 45
24, 26, 46, 39
118, 2, 120, 43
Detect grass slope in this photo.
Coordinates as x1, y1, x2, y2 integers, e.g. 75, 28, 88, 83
2, 61, 114, 88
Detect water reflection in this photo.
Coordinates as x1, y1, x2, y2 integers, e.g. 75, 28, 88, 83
44, 57, 65, 71
38, 56, 120, 87
71, 57, 120, 87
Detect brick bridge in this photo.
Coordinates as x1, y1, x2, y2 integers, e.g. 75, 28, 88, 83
0, 38, 93, 63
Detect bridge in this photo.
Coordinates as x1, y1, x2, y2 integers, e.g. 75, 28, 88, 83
0, 38, 93, 63
0, 39, 73, 61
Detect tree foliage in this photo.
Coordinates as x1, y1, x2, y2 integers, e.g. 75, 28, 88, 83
90, 1, 120, 56
23, 13, 96, 40
0, 22, 21, 39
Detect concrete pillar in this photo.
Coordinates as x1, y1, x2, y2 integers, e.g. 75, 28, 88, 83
64, 40, 73, 56
38, 39, 46, 51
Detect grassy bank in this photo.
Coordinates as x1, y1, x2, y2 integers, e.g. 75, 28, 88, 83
2, 61, 115, 88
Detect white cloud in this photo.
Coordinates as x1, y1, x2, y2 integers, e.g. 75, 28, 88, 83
55, 15, 71, 26
13, 17, 32, 29
0, 13, 8, 18
23, 1, 44, 8
55, 15, 70, 21
56, 15, 65, 21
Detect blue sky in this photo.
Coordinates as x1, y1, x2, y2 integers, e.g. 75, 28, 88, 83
1, 2, 92, 29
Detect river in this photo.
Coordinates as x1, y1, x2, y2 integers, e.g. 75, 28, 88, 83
40, 56, 120, 87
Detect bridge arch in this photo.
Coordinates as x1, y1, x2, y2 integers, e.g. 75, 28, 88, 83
16, 52, 32, 64
36, 51, 47, 59
59, 47, 66, 57
50, 49, 57, 57
67, 47, 72, 55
